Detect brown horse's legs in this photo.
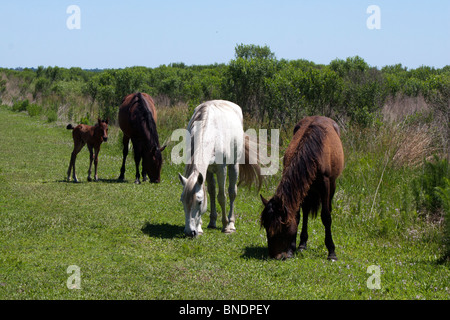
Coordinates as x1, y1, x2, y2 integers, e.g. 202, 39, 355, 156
93, 146, 100, 181
299, 205, 309, 251
87, 145, 101, 182
142, 166, 148, 182
118, 135, 130, 181
321, 177, 337, 261
67, 154, 73, 181
67, 142, 84, 183
132, 138, 142, 184
329, 179, 336, 212
87, 145, 94, 181
67, 152, 76, 182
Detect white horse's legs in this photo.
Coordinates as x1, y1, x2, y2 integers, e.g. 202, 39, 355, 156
197, 216, 203, 235
215, 166, 229, 233
206, 171, 217, 229
205, 165, 237, 233
225, 164, 238, 233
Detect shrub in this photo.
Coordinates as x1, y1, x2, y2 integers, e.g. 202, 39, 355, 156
27, 103, 43, 117
0, 79, 6, 96
34, 78, 51, 97
46, 110, 58, 123
12, 99, 29, 112
100, 105, 117, 124
226, 44, 278, 121
434, 178, 450, 259
412, 156, 450, 214
79, 112, 91, 125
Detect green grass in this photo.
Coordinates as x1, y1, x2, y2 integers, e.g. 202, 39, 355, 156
0, 106, 448, 300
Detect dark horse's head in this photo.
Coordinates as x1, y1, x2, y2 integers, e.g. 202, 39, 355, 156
95, 118, 109, 142
144, 143, 166, 183
260, 195, 299, 260
137, 93, 166, 183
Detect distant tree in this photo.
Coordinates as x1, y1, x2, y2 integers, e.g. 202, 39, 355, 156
234, 43, 276, 60
226, 44, 278, 121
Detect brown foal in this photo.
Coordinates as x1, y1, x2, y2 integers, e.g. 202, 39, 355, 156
66, 118, 109, 182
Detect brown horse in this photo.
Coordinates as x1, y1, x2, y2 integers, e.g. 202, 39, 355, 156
260, 116, 344, 260
66, 118, 109, 183
118, 92, 166, 184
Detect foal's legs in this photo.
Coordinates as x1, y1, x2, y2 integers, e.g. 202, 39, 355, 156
87, 145, 101, 181
87, 145, 94, 181
93, 145, 101, 181
67, 141, 85, 183
321, 176, 337, 261
225, 164, 238, 233
206, 171, 217, 229
118, 135, 130, 181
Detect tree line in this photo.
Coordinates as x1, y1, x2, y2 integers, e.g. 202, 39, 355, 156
1, 44, 449, 129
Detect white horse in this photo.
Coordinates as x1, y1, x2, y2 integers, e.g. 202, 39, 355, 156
178, 100, 262, 237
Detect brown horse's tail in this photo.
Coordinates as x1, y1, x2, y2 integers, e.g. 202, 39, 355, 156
238, 133, 263, 191
66, 124, 74, 130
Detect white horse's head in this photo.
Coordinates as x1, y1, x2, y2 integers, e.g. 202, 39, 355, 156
178, 171, 207, 237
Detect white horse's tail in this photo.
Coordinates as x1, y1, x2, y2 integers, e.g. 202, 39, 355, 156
238, 133, 263, 190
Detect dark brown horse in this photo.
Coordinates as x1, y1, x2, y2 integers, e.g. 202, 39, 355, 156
66, 118, 109, 182
260, 116, 344, 260
118, 92, 166, 184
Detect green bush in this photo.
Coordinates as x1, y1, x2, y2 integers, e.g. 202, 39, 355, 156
435, 178, 450, 214
26, 103, 43, 117
0, 79, 6, 96
46, 110, 58, 123
412, 156, 450, 214
12, 99, 29, 112
34, 78, 51, 97
79, 112, 92, 125
100, 105, 116, 124
226, 44, 278, 121
434, 178, 450, 259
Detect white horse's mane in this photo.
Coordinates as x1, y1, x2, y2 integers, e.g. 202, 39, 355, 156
184, 100, 243, 178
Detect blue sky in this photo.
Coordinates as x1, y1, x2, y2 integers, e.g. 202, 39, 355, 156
1, 0, 449, 69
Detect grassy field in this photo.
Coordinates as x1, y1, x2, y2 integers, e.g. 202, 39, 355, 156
0, 106, 448, 300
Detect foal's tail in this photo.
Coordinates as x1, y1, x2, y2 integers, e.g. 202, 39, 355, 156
238, 133, 263, 191
66, 124, 74, 130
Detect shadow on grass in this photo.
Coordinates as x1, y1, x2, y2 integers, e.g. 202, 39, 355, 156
97, 178, 129, 184
53, 178, 128, 184
241, 246, 268, 260
141, 221, 185, 239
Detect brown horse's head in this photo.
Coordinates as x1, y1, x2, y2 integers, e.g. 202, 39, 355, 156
260, 195, 298, 260
96, 118, 109, 142
143, 144, 166, 183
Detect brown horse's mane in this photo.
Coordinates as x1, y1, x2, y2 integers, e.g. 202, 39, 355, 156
132, 92, 160, 151
275, 122, 325, 225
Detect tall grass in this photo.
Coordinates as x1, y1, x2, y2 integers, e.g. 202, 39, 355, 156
336, 121, 440, 241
